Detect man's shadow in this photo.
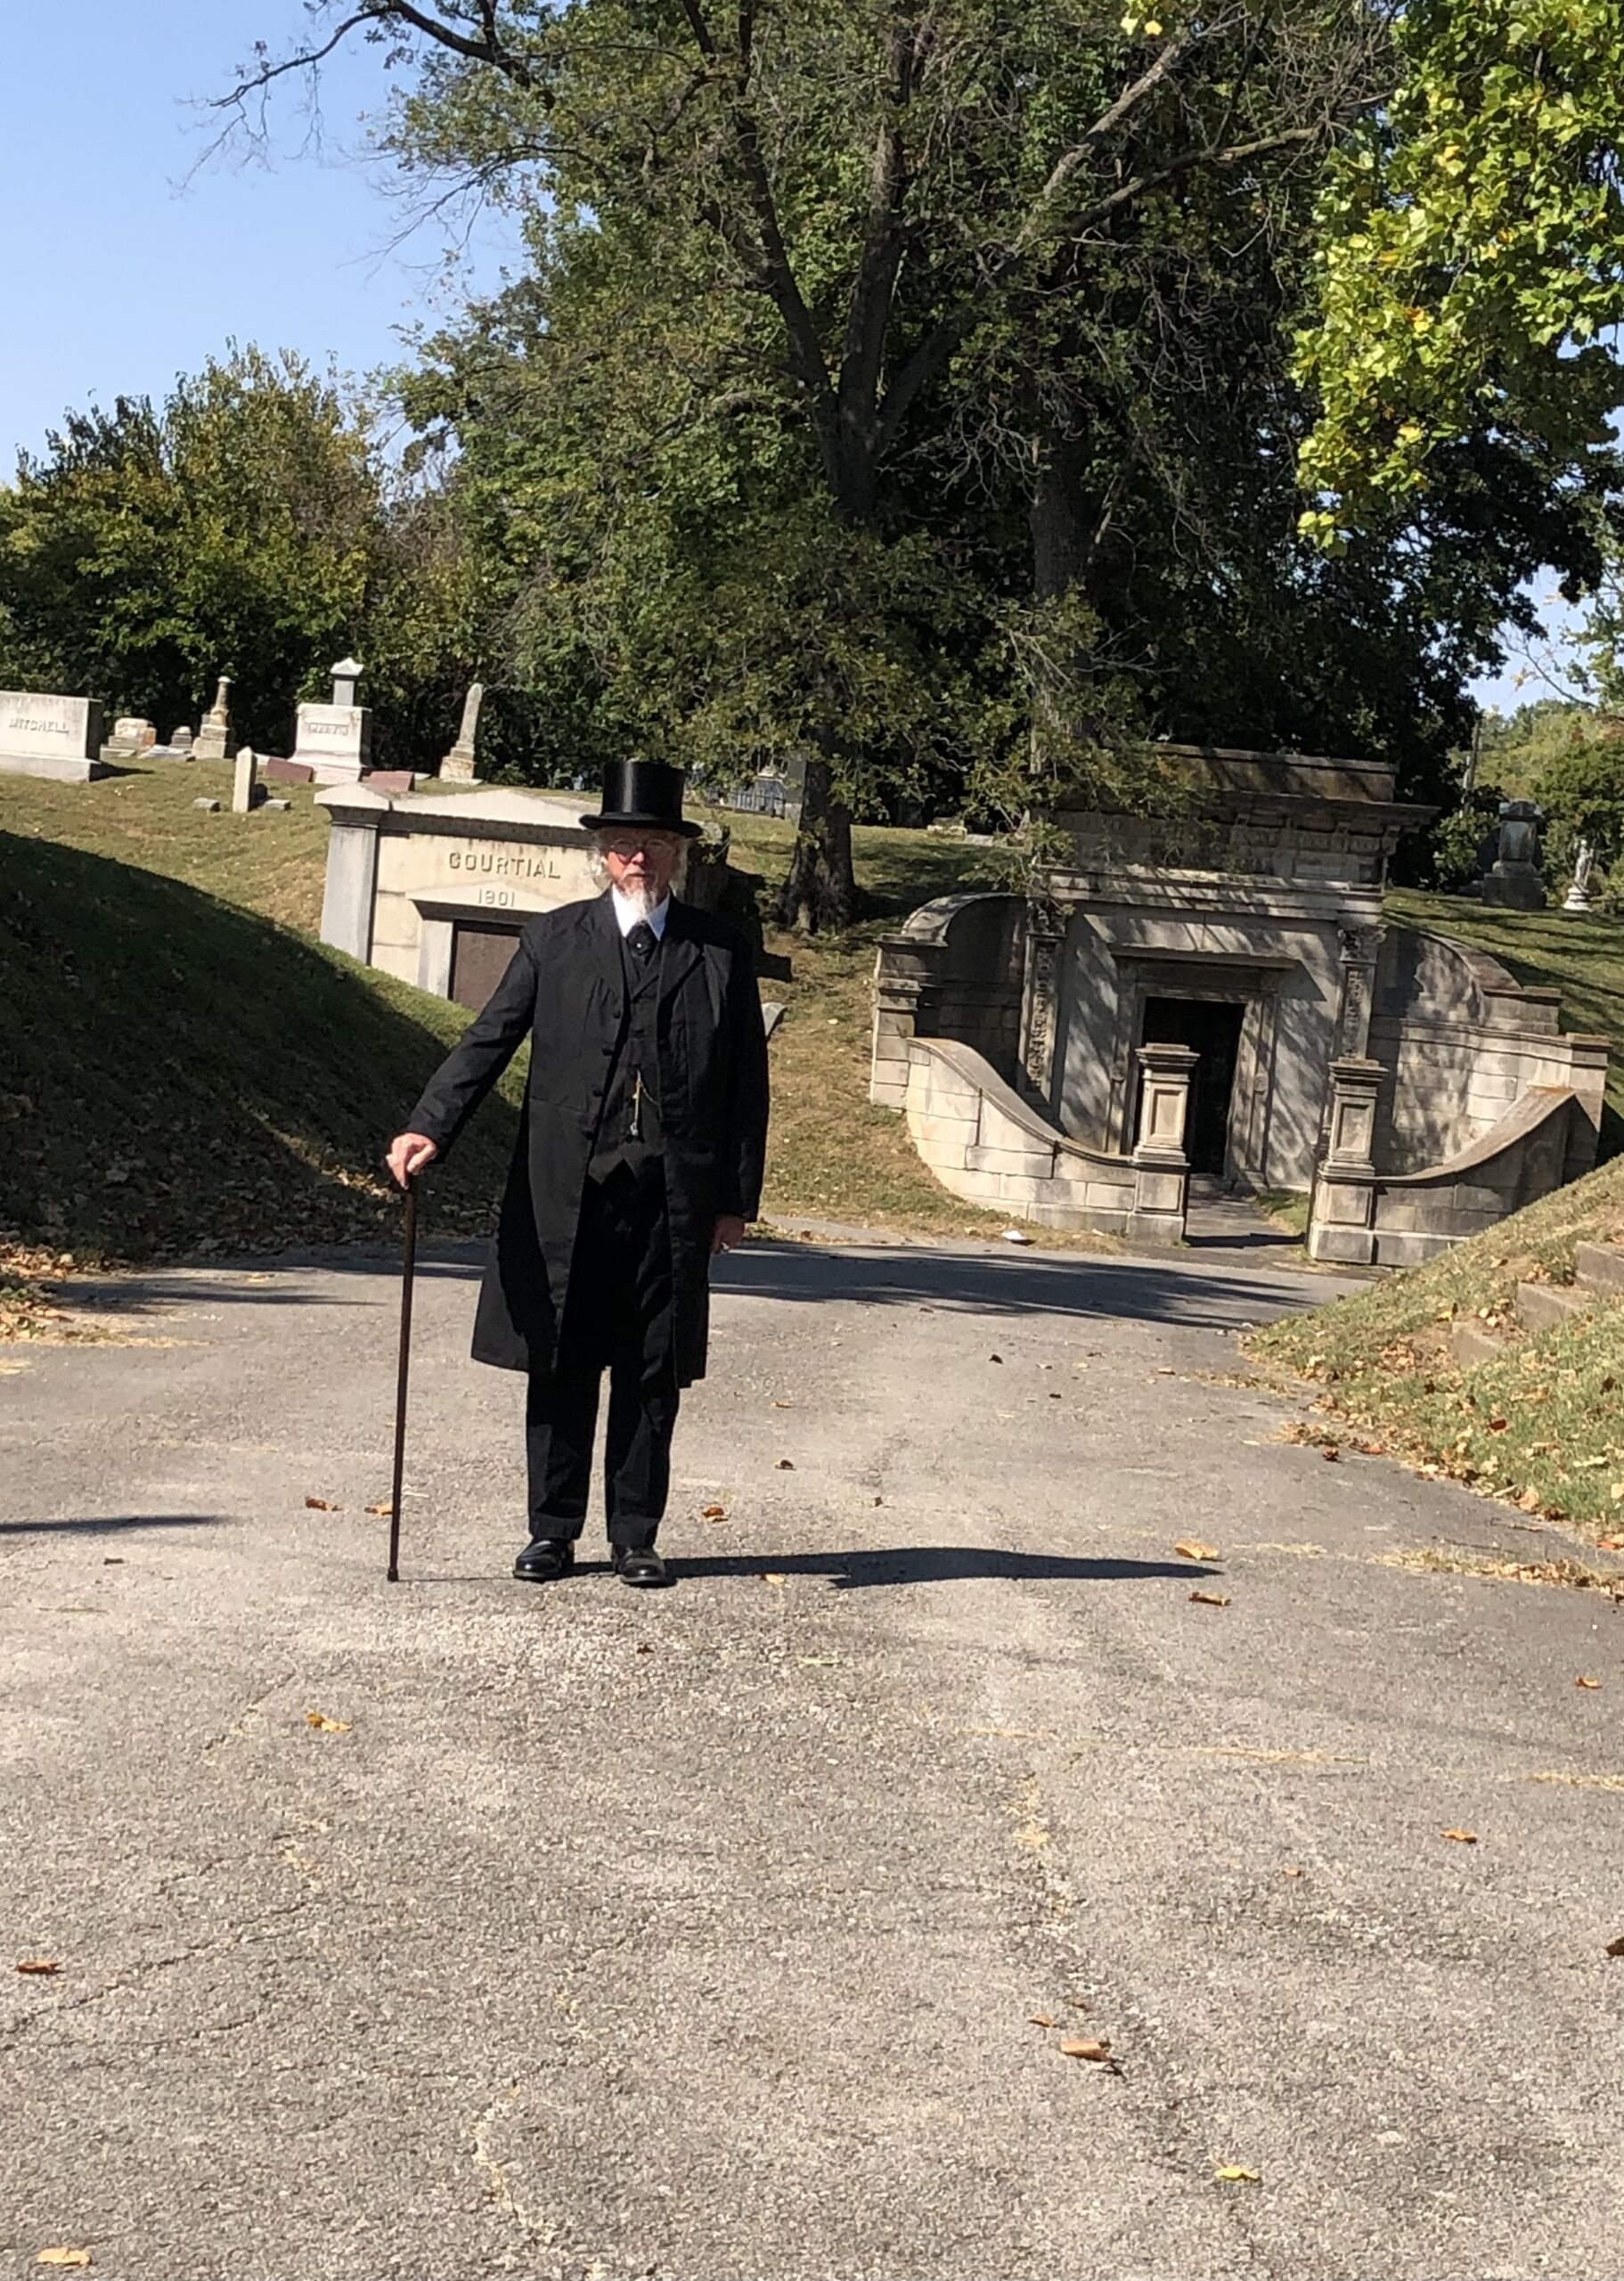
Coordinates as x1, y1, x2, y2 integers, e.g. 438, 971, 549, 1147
564, 1546, 1215, 1590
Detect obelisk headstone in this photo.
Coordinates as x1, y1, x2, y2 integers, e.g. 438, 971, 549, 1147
195, 677, 233, 762
439, 681, 485, 782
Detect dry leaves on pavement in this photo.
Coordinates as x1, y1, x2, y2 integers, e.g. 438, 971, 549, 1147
304, 1496, 340, 1512
1604, 1936, 1624, 1957
1213, 2165, 1261, 2186
1189, 1590, 1231, 1608
37, 2254, 92, 2269
305, 1710, 351, 1733
759, 1573, 788, 1588
1577, 1674, 1601, 1688
1175, 1540, 1220, 1561
363, 1500, 393, 1517
1441, 1827, 1479, 1844
700, 1504, 727, 1520
775, 1459, 795, 1470
1058, 2037, 1114, 2064
15, 1958, 60, 1975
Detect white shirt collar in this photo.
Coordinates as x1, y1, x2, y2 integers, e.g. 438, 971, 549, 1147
610, 887, 670, 939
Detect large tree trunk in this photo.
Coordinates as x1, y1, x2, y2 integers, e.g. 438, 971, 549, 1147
772, 753, 859, 933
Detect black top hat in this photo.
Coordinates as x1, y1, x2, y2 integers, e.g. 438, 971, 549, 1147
579, 757, 702, 839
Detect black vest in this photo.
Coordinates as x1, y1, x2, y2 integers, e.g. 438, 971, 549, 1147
588, 926, 665, 1181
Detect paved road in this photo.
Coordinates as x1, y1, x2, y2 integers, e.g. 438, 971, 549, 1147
4, 1233, 1623, 2280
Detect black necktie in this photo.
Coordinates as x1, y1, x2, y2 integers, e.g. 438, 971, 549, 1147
627, 920, 657, 961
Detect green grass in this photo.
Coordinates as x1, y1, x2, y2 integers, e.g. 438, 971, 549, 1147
0, 826, 523, 1264
1385, 888, 1624, 1153
1253, 1154, 1624, 1537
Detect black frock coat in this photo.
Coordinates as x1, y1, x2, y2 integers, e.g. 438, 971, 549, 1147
404, 892, 770, 1385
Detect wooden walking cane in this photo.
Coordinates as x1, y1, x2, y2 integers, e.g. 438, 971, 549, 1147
387, 1176, 420, 1583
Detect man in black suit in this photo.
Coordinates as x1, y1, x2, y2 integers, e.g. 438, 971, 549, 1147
387, 760, 770, 1588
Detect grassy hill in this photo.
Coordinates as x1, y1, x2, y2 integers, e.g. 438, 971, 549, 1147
1254, 1157, 1624, 1538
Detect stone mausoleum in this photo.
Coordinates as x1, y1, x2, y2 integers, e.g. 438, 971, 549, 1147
870, 747, 1609, 1263
316, 781, 732, 1010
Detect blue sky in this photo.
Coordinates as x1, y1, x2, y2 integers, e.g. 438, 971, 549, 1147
0, 1, 517, 466
0, 1, 1579, 716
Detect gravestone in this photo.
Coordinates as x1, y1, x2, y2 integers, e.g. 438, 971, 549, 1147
170, 727, 195, 757
102, 716, 156, 760
233, 746, 261, 814
440, 682, 485, 781
192, 797, 220, 813
263, 756, 314, 786
0, 691, 110, 781
1564, 839, 1596, 914
290, 656, 372, 785
1481, 797, 1547, 910
195, 677, 233, 762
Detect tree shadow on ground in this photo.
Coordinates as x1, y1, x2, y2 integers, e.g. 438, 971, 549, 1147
414, 1546, 1218, 1590
0, 1514, 229, 1536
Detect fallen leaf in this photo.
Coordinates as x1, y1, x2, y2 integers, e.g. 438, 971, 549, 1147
1441, 1827, 1478, 1844
15, 1958, 60, 1975
1155, 1366, 1176, 1377
1605, 1935, 1624, 1957
1029, 2013, 1057, 2028
363, 1500, 393, 1517
1600, 1533, 1624, 1549
796, 1655, 837, 1667
304, 1496, 339, 1512
102, 1557, 123, 1566
776, 1459, 795, 1470
1488, 1416, 1509, 1433
1175, 1539, 1220, 1561
1281, 1866, 1304, 1879
990, 1353, 1004, 1364
1577, 1674, 1601, 1689
305, 1710, 351, 1733
1320, 1443, 1340, 1462
37, 2254, 92, 2269
772, 1400, 793, 1409
700, 1503, 727, 1520
1517, 1488, 1544, 1513
635, 1643, 653, 1655
1213, 2165, 1261, 2185
1058, 2037, 1113, 2062
759, 1573, 788, 1587
1189, 1590, 1231, 1607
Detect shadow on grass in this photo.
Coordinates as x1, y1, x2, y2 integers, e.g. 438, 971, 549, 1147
1, 831, 517, 1257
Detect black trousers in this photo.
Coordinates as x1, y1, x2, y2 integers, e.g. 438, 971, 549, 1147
525, 1164, 679, 1549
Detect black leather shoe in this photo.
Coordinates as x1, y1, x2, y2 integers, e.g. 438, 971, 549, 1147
513, 1536, 576, 1583
612, 1544, 673, 1589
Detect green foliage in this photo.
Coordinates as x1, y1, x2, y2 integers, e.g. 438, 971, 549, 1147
1297, 0, 1624, 535
0, 347, 480, 765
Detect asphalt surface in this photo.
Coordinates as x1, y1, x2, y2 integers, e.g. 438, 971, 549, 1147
4, 1230, 1623, 2280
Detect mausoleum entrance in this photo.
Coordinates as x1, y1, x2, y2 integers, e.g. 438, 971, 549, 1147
1140, 996, 1245, 1178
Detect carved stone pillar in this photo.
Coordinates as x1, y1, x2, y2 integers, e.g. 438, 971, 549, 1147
1128, 1042, 1196, 1247
1308, 1055, 1383, 1264
1334, 924, 1381, 1059
1018, 895, 1066, 1101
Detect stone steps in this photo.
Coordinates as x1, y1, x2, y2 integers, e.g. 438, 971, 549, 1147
1447, 1238, 1624, 1364
1515, 1280, 1592, 1334
1575, 1240, 1624, 1298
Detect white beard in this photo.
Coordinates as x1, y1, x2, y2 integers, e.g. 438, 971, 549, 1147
617, 880, 660, 921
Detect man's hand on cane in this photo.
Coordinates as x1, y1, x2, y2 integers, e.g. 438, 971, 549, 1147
388, 1132, 440, 1190
711, 1214, 747, 1255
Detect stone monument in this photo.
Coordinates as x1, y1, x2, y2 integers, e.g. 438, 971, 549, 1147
102, 716, 156, 760
1564, 838, 1596, 914
232, 747, 262, 814
290, 656, 372, 786
0, 691, 110, 781
195, 678, 233, 763
170, 726, 195, 757
1481, 798, 1546, 910
439, 682, 485, 782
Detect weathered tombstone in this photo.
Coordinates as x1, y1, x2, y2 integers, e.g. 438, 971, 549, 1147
102, 715, 156, 760
192, 797, 221, 813
195, 677, 233, 762
170, 726, 195, 757
439, 682, 485, 781
1564, 838, 1596, 913
264, 797, 292, 812
263, 756, 314, 786
290, 656, 372, 785
1481, 797, 1547, 910
0, 691, 110, 781
232, 746, 261, 814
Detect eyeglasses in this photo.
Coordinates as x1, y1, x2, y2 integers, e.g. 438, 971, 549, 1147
600, 831, 678, 856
